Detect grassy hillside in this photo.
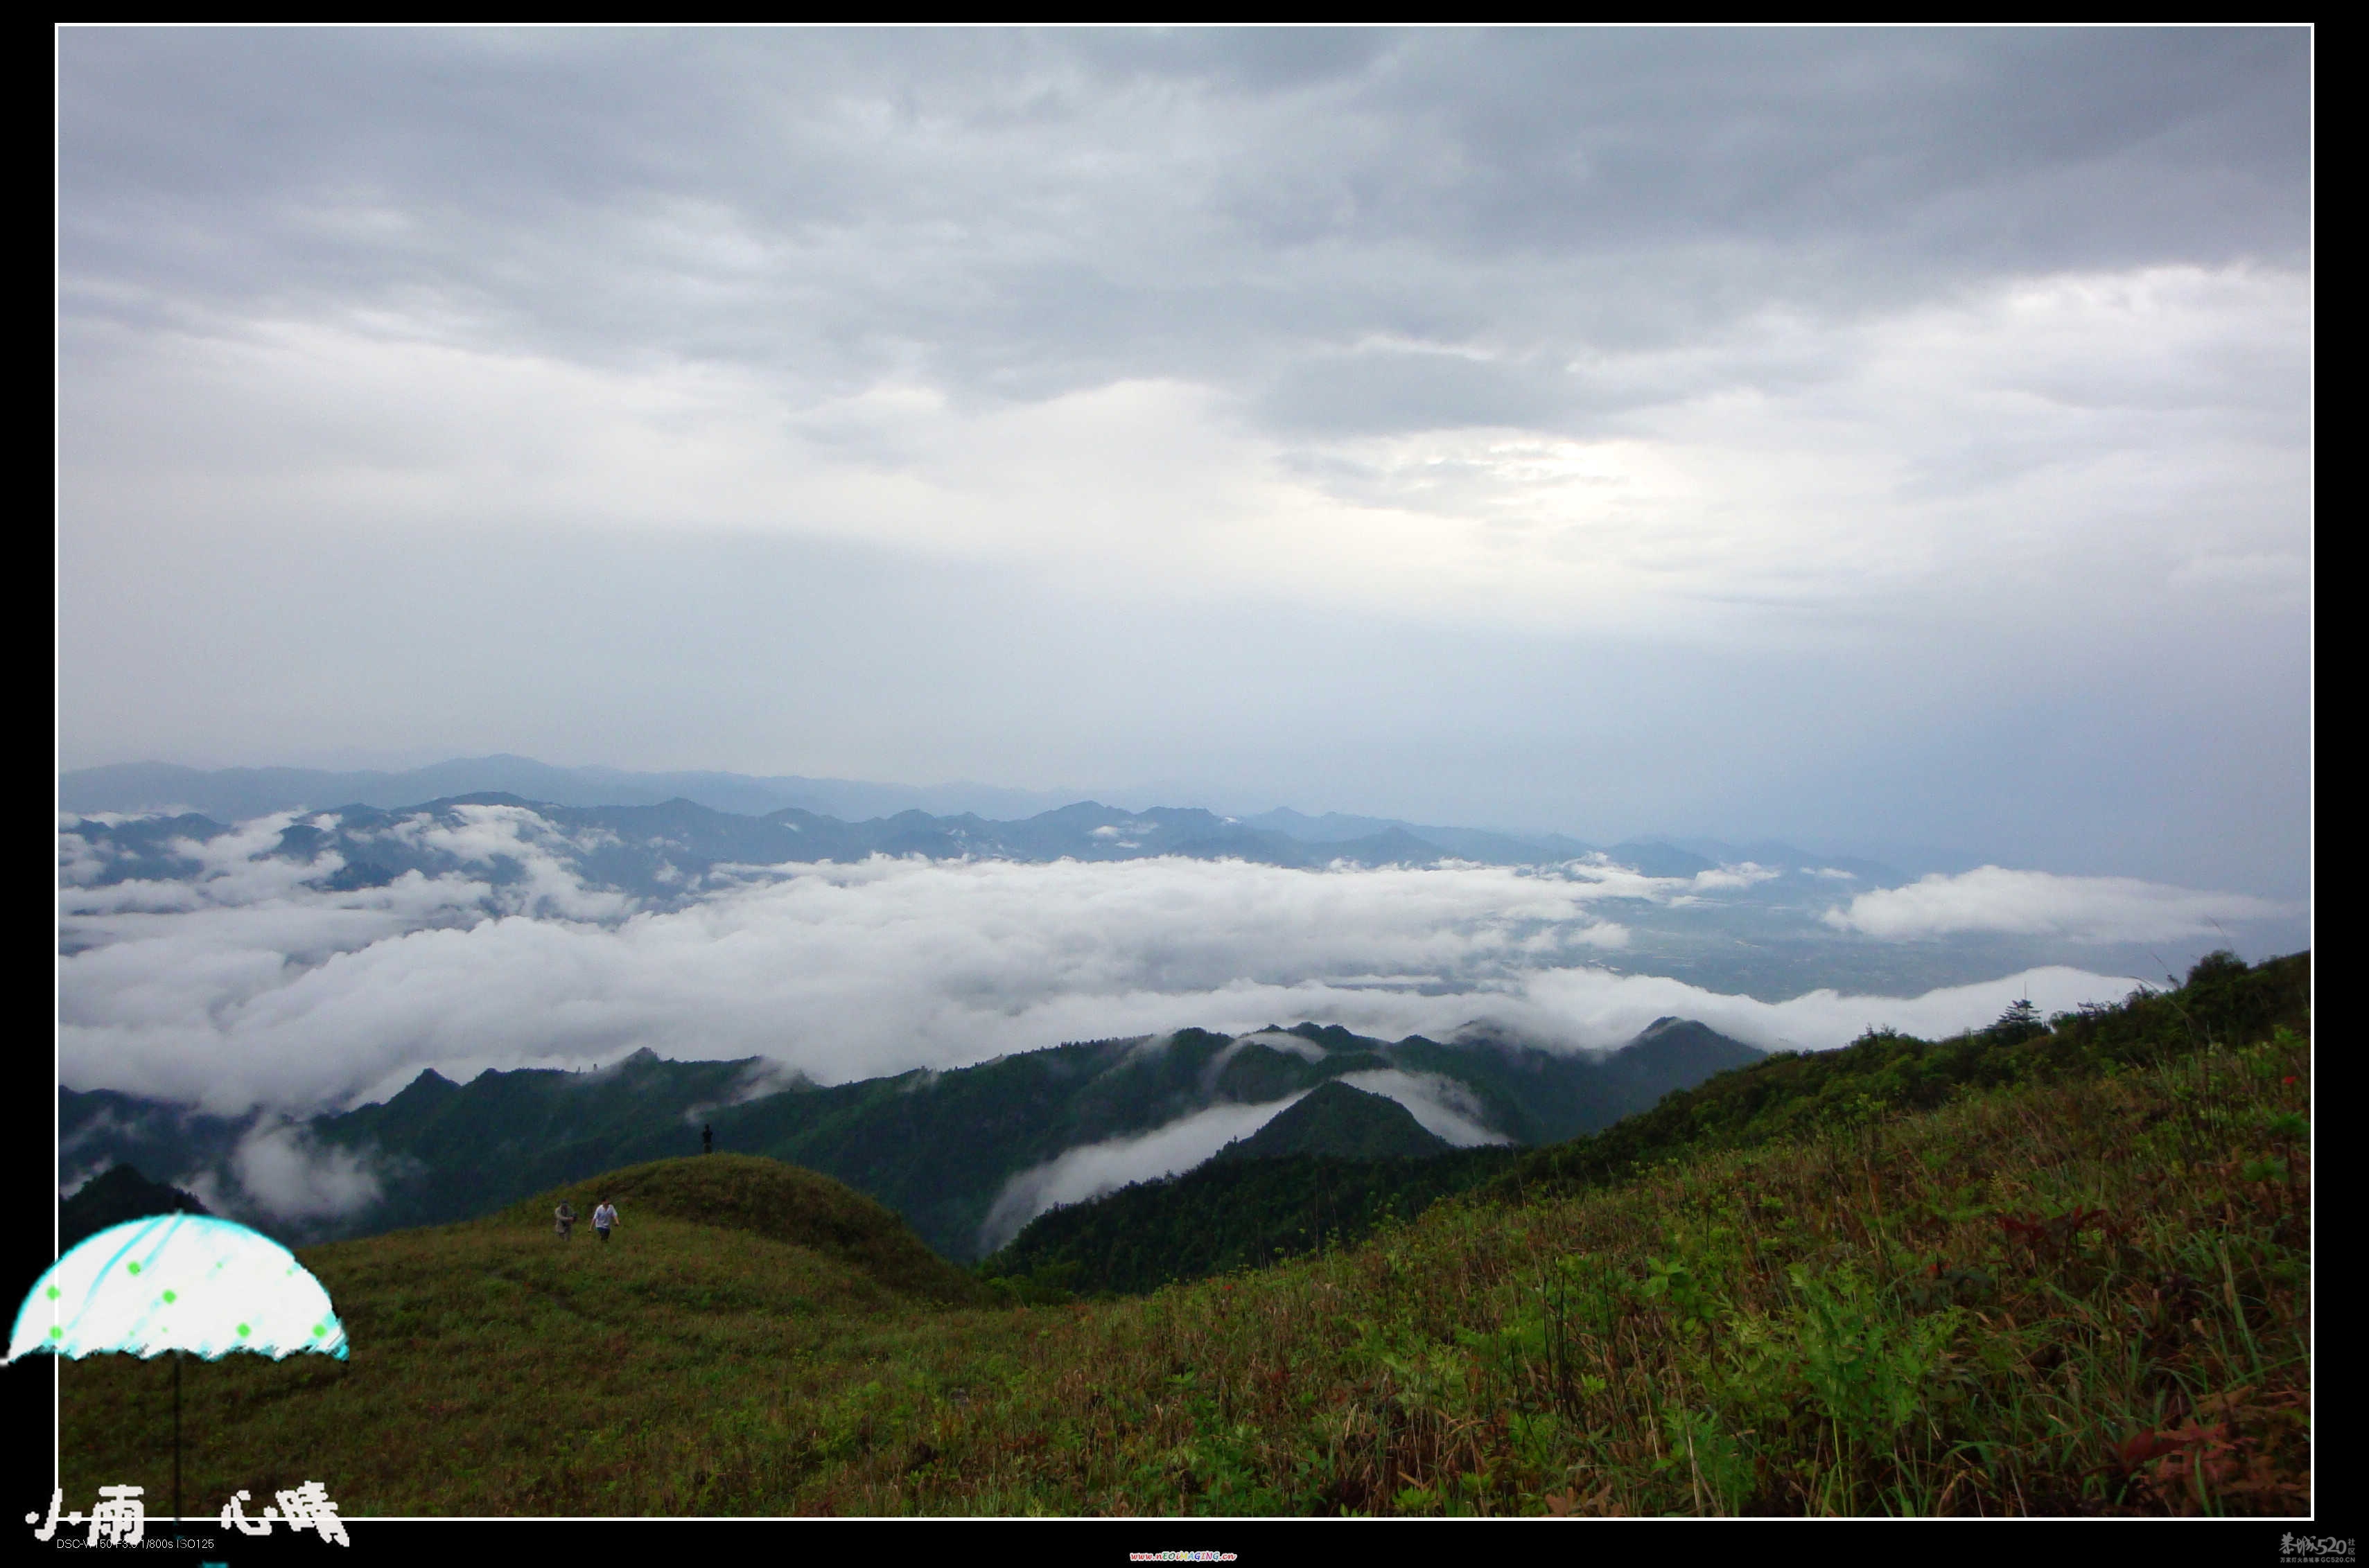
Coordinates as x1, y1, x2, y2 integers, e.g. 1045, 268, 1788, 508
56, 1157, 998, 1515
934, 1019, 2307, 1516
497, 1156, 988, 1306
1494, 951, 2307, 1204
55, 956, 2310, 1515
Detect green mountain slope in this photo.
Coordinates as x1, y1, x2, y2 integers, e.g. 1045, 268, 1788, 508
984, 1146, 1517, 1297
1494, 949, 2309, 1204
723, 1019, 1756, 1260
981, 952, 2309, 1301
53, 951, 2310, 1517
65, 1019, 1764, 1262
1216, 1082, 1451, 1163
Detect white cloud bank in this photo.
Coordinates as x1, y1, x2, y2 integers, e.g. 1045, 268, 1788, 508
1823, 866, 2291, 943
62, 811, 2169, 1119
226, 1120, 387, 1221
978, 1095, 1313, 1255
1333, 1071, 1512, 1149
156, 1120, 394, 1230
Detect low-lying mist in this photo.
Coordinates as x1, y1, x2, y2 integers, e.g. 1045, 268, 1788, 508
58, 803, 2222, 1118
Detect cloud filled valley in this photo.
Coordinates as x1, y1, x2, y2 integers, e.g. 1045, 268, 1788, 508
58, 797, 2293, 1122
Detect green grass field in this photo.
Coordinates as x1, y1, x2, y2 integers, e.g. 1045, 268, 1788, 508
56, 1012, 2309, 1516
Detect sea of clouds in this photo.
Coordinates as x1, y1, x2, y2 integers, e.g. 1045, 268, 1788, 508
59, 803, 2278, 1119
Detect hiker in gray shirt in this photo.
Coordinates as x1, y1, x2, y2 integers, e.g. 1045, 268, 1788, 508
554, 1200, 577, 1240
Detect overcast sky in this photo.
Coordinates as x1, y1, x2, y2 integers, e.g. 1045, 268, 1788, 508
57, 28, 2311, 897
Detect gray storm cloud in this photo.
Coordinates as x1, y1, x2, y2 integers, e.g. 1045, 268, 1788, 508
57, 31, 2309, 904
59, 30, 2305, 409
60, 807, 2158, 1118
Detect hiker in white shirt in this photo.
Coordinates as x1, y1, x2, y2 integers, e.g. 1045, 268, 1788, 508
592, 1199, 618, 1242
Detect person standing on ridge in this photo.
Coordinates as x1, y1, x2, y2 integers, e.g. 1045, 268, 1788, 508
554, 1199, 577, 1241
702, 1123, 713, 1156
593, 1197, 618, 1244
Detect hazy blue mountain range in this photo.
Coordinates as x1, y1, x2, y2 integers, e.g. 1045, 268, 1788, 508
59, 1017, 1764, 1262
62, 757, 1911, 882
1655, 838, 1988, 882
60, 790, 1908, 909
60, 756, 1084, 825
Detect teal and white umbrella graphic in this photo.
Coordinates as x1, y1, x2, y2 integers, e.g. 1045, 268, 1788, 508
9, 1214, 349, 1529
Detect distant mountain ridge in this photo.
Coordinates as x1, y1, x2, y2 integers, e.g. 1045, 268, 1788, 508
59, 756, 1083, 824
59, 1018, 1765, 1262
60, 756, 1912, 882
60, 795, 1571, 915
61, 793, 1915, 919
